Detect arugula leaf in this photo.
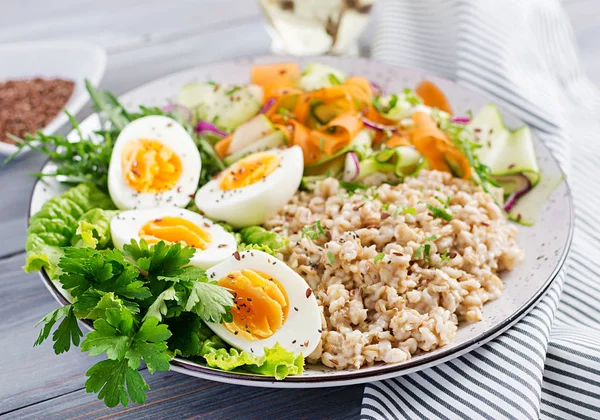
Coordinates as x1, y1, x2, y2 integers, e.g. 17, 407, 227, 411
34, 305, 83, 354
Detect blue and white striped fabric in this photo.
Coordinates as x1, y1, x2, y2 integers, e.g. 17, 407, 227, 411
363, 0, 600, 418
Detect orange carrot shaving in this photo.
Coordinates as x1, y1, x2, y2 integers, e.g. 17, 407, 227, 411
411, 111, 470, 178
310, 113, 363, 157
289, 120, 321, 165
415, 80, 453, 115
384, 133, 411, 148
214, 135, 232, 159
251, 63, 301, 103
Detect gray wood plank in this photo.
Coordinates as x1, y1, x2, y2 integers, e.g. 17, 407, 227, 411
0, 254, 363, 419
0, 253, 98, 414
4, 371, 363, 420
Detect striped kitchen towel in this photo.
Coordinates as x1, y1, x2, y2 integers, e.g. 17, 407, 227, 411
363, 0, 600, 419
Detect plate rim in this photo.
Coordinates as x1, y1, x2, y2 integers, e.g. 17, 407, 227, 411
0, 40, 107, 155
28, 55, 575, 387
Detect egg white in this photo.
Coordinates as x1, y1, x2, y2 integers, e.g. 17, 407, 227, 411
205, 250, 321, 357
108, 115, 201, 210
110, 208, 237, 269
194, 146, 303, 228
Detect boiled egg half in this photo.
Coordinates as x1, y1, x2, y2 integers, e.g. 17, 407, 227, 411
194, 146, 303, 228
206, 250, 321, 357
110, 208, 237, 269
108, 115, 201, 210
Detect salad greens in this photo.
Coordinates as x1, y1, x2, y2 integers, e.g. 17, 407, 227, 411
25, 183, 115, 278
4, 81, 225, 192
25, 185, 302, 408
33, 235, 301, 408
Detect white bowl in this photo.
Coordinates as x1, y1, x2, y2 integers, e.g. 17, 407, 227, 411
0, 41, 107, 155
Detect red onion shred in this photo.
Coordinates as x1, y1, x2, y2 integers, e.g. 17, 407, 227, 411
260, 97, 276, 114
503, 174, 532, 212
195, 121, 228, 137
360, 115, 397, 132
370, 81, 383, 97
450, 116, 470, 124
343, 152, 360, 182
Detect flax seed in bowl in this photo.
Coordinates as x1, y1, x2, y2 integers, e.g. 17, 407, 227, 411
0, 77, 75, 144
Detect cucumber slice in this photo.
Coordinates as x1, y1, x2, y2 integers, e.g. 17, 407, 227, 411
228, 114, 274, 156
467, 104, 540, 186
177, 82, 263, 131
224, 131, 286, 166
507, 172, 563, 226
299, 63, 347, 91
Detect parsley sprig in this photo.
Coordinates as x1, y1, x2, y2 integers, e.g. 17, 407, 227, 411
34, 240, 233, 408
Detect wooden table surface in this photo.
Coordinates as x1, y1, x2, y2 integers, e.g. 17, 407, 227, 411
0, 1, 598, 418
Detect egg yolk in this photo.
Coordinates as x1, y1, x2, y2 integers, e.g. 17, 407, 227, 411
218, 269, 289, 340
122, 139, 182, 193
219, 152, 280, 190
139, 216, 211, 249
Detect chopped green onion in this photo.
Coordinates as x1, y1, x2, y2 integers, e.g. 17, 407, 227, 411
374, 253, 385, 264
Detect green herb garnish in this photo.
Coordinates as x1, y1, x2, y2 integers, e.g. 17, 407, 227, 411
374, 253, 385, 264
339, 181, 368, 196
327, 251, 335, 264
424, 234, 440, 241
426, 204, 453, 221
328, 73, 342, 85
34, 240, 234, 408
302, 220, 328, 241
225, 86, 241, 95
403, 88, 421, 105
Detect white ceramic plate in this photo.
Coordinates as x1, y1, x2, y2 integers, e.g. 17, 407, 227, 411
29, 56, 573, 388
0, 41, 107, 155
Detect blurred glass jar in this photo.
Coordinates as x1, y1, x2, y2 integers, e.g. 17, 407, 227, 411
259, 0, 375, 56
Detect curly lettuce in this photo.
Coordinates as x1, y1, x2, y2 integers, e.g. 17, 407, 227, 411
238, 226, 288, 256
166, 316, 303, 379
71, 209, 119, 249
25, 183, 116, 277
201, 338, 303, 380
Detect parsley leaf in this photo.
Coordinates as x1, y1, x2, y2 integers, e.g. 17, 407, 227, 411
426, 204, 453, 221
85, 359, 149, 408
34, 305, 83, 354
183, 280, 234, 324
441, 249, 451, 261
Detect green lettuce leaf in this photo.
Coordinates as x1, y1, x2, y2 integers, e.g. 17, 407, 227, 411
71, 209, 119, 249
191, 322, 303, 379
25, 184, 115, 277
238, 226, 288, 256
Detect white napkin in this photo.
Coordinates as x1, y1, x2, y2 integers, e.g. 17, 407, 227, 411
363, 0, 600, 418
